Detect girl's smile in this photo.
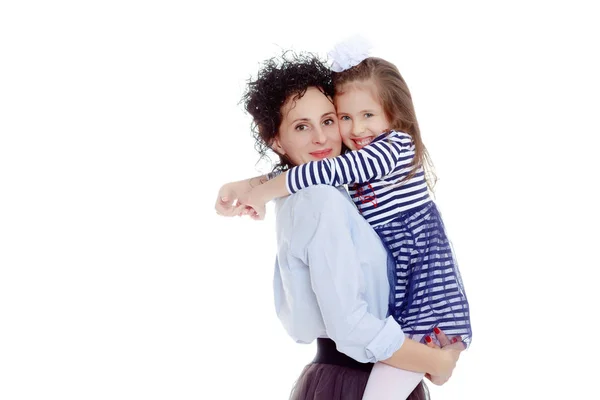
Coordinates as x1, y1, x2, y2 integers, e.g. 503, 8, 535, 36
335, 81, 391, 151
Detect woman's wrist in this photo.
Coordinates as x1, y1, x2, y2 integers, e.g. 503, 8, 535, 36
382, 338, 440, 374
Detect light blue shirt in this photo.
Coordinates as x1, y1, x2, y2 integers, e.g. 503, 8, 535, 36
273, 185, 405, 363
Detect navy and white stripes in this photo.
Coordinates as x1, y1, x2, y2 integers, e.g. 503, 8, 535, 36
287, 131, 430, 227
285, 130, 472, 345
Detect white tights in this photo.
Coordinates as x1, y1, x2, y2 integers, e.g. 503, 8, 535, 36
362, 362, 424, 400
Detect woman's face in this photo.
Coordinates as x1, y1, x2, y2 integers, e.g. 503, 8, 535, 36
272, 87, 342, 166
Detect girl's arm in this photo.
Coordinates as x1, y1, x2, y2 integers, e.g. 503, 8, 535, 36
215, 174, 270, 216
245, 131, 413, 209
288, 131, 412, 193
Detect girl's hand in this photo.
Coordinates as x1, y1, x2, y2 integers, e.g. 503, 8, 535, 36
215, 180, 254, 217
238, 187, 268, 220
424, 328, 465, 385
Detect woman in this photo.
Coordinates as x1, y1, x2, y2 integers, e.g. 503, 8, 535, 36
215, 53, 462, 400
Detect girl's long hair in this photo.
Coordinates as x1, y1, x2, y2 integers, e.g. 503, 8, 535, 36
333, 57, 437, 191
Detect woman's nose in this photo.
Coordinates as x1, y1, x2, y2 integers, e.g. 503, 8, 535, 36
312, 127, 326, 143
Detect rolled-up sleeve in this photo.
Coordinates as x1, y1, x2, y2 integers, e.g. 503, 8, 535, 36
289, 187, 405, 363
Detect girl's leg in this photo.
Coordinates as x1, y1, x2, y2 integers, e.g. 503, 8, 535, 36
362, 362, 424, 400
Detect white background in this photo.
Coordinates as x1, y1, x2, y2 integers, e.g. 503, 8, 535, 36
1, 1, 598, 399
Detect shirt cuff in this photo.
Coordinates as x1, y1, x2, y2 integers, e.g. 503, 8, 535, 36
365, 316, 405, 362
285, 167, 296, 194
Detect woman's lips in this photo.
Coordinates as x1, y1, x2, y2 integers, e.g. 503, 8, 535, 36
309, 148, 332, 159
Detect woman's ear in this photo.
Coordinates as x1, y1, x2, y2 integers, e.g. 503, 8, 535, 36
270, 137, 286, 156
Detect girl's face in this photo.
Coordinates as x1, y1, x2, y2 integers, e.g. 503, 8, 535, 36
334, 81, 391, 150
272, 87, 342, 166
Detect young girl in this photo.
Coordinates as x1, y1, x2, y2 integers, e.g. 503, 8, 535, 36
238, 43, 472, 398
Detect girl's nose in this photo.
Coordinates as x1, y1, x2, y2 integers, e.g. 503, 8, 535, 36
351, 121, 366, 137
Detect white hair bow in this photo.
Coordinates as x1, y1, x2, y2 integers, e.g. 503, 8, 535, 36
328, 35, 373, 72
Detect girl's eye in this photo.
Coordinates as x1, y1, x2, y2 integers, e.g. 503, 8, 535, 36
295, 124, 308, 131
323, 118, 334, 126
339, 115, 350, 121
365, 113, 374, 118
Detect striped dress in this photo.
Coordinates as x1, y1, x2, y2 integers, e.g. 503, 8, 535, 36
286, 130, 472, 346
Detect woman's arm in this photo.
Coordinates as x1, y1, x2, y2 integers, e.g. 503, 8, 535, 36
382, 337, 461, 377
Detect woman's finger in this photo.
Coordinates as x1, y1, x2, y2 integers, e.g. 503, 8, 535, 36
446, 337, 466, 350
424, 335, 439, 349
433, 327, 451, 347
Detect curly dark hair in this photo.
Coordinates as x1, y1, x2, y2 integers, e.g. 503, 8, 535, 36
242, 51, 334, 171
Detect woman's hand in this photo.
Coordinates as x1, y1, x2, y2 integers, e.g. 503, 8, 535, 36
424, 328, 465, 386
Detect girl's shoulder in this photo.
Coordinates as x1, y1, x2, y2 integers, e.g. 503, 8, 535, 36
388, 130, 412, 141
373, 130, 414, 147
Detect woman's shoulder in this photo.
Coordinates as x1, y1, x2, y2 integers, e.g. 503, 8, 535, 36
293, 185, 348, 206
297, 184, 345, 196
279, 186, 351, 219
276, 186, 353, 250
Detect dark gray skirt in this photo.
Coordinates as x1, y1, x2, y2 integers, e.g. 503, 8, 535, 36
290, 339, 429, 400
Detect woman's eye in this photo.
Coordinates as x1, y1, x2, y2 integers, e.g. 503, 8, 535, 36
365, 113, 374, 118
295, 124, 308, 131
323, 118, 334, 126
339, 115, 350, 121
